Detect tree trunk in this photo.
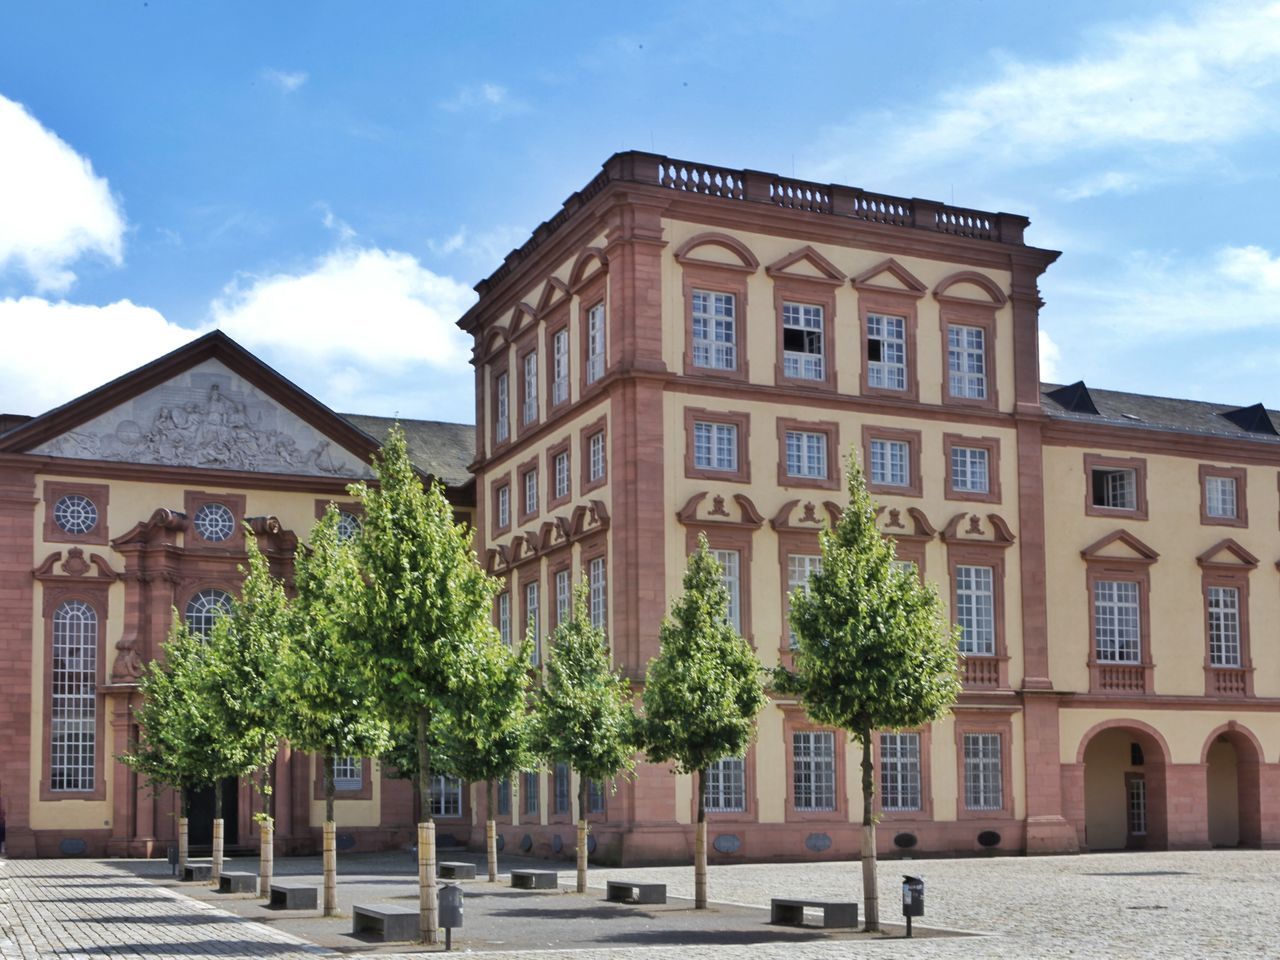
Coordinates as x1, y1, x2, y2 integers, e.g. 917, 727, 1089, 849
177, 788, 189, 874
486, 779, 497, 883
324, 755, 337, 915
576, 776, 588, 894
258, 760, 274, 898
695, 768, 707, 910
323, 821, 337, 917
212, 780, 224, 885
860, 727, 879, 932
416, 708, 439, 944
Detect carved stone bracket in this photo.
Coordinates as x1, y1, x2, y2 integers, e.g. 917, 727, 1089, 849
941, 511, 1016, 546
34, 548, 123, 581
676, 492, 764, 529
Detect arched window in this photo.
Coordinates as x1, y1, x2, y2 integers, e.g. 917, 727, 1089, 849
50, 600, 97, 791
185, 588, 233, 638
336, 511, 362, 541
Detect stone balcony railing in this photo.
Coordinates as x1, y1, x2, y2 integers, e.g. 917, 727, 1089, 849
476, 151, 1030, 294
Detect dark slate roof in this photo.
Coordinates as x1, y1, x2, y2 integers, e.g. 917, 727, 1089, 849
0, 414, 33, 438
340, 414, 474, 486
1041, 383, 1280, 444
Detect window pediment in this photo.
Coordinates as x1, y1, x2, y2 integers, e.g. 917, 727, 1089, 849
1196, 538, 1259, 569
933, 270, 1008, 307
765, 246, 846, 285
1080, 529, 1159, 564
851, 258, 927, 298
674, 232, 759, 272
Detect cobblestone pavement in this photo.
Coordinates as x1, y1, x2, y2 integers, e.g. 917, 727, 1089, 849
4, 850, 1280, 958
0, 856, 324, 959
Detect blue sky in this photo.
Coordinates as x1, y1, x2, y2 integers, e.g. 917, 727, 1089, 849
3, 0, 1280, 424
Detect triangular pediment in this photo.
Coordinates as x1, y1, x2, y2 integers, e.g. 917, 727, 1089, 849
765, 246, 846, 285
1081, 529, 1159, 563
1, 332, 377, 479
851, 258, 927, 297
1197, 538, 1259, 569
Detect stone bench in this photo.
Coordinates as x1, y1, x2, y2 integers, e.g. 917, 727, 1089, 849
217, 871, 257, 894
770, 898, 859, 929
438, 861, 476, 880
606, 880, 667, 904
510, 869, 558, 890
268, 882, 317, 910
352, 903, 419, 942
179, 863, 212, 882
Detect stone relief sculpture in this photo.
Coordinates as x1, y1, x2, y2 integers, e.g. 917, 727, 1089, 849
34, 363, 369, 478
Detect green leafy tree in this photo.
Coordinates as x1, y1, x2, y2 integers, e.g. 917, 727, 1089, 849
433, 631, 533, 882
642, 537, 767, 909
533, 585, 636, 894
776, 456, 961, 931
281, 506, 391, 914
348, 425, 500, 943
202, 532, 291, 893
123, 618, 244, 874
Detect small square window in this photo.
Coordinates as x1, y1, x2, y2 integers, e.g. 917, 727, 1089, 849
870, 438, 909, 487
694, 422, 739, 472
1092, 468, 1136, 510
785, 430, 827, 479
950, 446, 989, 494
1205, 476, 1237, 519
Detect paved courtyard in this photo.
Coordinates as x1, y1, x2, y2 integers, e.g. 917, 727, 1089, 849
3, 849, 1279, 958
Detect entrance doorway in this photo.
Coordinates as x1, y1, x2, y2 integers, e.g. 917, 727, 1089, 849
1082, 726, 1167, 851
188, 777, 239, 848
1204, 727, 1262, 848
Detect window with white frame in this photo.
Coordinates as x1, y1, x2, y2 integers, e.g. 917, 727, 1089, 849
1205, 475, 1238, 519
1091, 467, 1137, 510
587, 302, 606, 383
1127, 776, 1147, 836
523, 468, 538, 516
553, 450, 570, 500
954, 565, 995, 655
554, 762, 571, 814
893, 559, 917, 577
589, 556, 606, 630
792, 731, 836, 811
332, 756, 361, 791
52, 494, 98, 535
782, 302, 824, 380
712, 549, 741, 632
947, 324, 987, 399
525, 582, 540, 665
185, 588, 233, 639
963, 733, 1003, 811
1093, 580, 1140, 663
879, 732, 922, 812
497, 591, 511, 646
496, 484, 510, 528
705, 756, 746, 812
495, 372, 509, 443
552, 329, 569, 405
431, 775, 463, 817
193, 502, 235, 542
522, 351, 538, 425
866, 313, 906, 390
785, 430, 828, 480
950, 446, 990, 494
787, 554, 822, 647
588, 430, 606, 483
691, 290, 737, 370
555, 568, 571, 626
1207, 585, 1241, 667
869, 438, 910, 487
50, 599, 97, 792
694, 421, 738, 472
336, 510, 361, 541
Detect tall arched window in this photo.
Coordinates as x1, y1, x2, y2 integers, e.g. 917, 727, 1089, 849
50, 599, 98, 792
185, 588, 233, 638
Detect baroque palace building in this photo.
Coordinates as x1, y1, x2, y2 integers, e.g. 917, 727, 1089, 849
4, 151, 1280, 862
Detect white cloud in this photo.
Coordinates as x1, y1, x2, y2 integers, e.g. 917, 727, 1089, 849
1038, 330, 1063, 383
439, 83, 526, 115
211, 246, 476, 373
0, 95, 126, 293
264, 68, 308, 93
812, 1, 1280, 193
0, 297, 198, 414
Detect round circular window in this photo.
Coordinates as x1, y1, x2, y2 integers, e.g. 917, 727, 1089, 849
336, 511, 362, 541
53, 494, 98, 535
193, 502, 235, 542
